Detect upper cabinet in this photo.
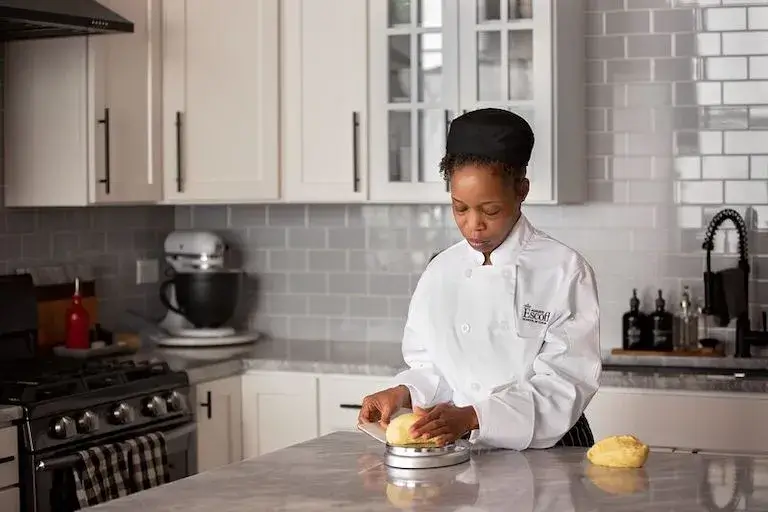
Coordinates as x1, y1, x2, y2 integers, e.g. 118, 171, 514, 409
281, 0, 369, 203
161, 0, 280, 204
4, 0, 163, 207
366, 0, 586, 204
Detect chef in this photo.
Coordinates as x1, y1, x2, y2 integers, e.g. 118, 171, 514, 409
359, 108, 601, 450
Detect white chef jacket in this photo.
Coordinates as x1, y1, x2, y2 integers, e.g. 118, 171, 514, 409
393, 214, 601, 450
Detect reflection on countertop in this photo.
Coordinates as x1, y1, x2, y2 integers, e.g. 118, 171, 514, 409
73, 431, 768, 511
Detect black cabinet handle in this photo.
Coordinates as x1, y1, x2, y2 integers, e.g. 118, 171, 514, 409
97, 107, 111, 194
352, 112, 360, 193
175, 111, 184, 193
444, 109, 451, 192
339, 404, 362, 410
0, 456, 13, 465
200, 390, 212, 419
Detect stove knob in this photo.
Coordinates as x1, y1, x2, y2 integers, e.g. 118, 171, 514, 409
109, 403, 135, 425
166, 391, 186, 412
76, 410, 99, 434
143, 395, 168, 417
50, 416, 76, 439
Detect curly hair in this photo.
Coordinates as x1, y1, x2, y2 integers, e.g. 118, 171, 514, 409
439, 153, 527, 188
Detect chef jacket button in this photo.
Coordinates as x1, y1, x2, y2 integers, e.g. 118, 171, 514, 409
461, 323, 470, 334
502, 268, 512, 278
464, 269, 472, 278
471, 382, 481, 392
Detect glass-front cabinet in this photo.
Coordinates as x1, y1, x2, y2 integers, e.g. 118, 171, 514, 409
368, 0, 586, 204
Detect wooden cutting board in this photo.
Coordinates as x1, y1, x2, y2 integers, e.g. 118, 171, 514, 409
610, 348, 724, 357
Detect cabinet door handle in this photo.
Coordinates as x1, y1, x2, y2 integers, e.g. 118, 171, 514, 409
97, 107, 111, 194
200, 390, 212, 419
352, 111, 360, 193
0, 455, 13, 465
339, 404, 363, 410
175, 111, 184, 193
444, 109, 451, 192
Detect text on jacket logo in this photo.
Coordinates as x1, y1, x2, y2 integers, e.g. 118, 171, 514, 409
521, 304, 551, 325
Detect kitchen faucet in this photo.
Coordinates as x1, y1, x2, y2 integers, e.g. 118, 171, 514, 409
702, 208, 768, 357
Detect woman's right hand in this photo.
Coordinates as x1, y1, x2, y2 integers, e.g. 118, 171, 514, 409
358, 385, 411, 428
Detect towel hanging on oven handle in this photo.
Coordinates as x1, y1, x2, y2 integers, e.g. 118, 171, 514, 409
35, 422, 196, 472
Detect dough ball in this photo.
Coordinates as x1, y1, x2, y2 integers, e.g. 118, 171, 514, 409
585, 465, 649, 495
385, 413, 437, 446
587, 435, 650, 469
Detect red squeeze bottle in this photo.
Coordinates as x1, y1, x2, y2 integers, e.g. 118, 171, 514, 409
65, 277, 91, 350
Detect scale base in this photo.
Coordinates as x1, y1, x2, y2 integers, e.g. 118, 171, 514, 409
383, 442, 471, 469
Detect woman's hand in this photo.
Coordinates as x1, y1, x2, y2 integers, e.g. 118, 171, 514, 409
358, 385, 411, 428
410, 403, 479, 446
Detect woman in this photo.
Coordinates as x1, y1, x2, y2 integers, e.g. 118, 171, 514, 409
359, 108, 601, 450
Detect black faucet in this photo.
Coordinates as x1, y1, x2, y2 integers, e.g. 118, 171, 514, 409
702, 208, 768, 357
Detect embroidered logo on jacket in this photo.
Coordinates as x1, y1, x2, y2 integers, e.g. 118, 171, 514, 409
521, 304, 551, 325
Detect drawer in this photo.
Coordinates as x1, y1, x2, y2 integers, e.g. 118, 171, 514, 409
318, 375, 394, 436
0, 486, 19, 512
0, 427, 17, 489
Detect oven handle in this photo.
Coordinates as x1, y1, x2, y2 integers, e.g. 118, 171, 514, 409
35, 422, 196, 473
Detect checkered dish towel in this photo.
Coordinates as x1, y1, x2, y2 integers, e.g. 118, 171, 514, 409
74, 432, 170, 508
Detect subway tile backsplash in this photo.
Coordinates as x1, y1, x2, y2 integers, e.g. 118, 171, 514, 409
5, 0, 768, 351
179, 0, 768, 348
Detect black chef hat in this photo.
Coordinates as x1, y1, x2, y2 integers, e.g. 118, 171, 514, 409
446, 108, 534, 168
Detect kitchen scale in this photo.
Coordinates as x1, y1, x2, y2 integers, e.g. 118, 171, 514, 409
358, 420, 471, 469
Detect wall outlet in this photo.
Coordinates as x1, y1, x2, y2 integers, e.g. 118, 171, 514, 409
136, 259, 160, 285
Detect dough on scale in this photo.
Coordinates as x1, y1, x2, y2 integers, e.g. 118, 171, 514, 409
385, 413, 438, 446
587, 435, 650, 469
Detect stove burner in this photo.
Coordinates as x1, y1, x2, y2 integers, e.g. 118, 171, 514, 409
0, 358, 174, 404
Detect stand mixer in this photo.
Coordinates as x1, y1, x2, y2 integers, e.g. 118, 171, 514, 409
155, 231, 259, 348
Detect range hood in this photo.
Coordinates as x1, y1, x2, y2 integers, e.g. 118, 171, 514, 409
0, 0, 134, 42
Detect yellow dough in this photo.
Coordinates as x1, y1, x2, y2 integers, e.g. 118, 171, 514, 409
385, 413, 437, 446
586, 435, 650, 469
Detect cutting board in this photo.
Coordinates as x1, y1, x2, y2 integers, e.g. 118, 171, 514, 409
610, 348, 724, 357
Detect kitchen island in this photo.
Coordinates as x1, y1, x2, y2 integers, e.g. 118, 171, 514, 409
87, 431, 768, 511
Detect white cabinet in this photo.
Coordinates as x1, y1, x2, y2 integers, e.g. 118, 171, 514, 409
195, 376, 243, 473
241, 372, 318, 458
4, 0, 163, 207
162, 0, 280, 203
0, 426, 19, 512
317, 375, 393, 435
585, 387, 768, 455
281, 0, 369, 202
368, 0, 585, 204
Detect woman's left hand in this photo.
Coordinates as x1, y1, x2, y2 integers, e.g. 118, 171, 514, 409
409, 403, 479, 446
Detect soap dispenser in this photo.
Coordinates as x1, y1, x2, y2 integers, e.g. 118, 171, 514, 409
650, 289, 674, 351
674, 286, 699, 352
622, 289, 648, 350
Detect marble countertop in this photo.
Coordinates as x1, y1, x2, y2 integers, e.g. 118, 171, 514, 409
86, 431, 768, 511
134, 338, 768, 393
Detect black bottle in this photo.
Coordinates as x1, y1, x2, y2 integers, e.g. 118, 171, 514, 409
622, 289, 648, 350
650, 290, 674, 351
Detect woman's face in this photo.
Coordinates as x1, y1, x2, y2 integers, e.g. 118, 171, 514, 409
450, 164, 528, 255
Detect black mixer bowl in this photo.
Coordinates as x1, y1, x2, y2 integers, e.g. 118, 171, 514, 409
161, 270, 241, 328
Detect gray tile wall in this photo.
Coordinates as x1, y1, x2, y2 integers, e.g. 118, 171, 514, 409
0, 47, 175, 332
180, 0, 768, 350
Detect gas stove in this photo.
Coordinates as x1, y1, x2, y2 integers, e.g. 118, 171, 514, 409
0, 357, 191, 453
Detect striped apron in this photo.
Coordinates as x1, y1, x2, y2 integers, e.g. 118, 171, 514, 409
554, 414, 594, 448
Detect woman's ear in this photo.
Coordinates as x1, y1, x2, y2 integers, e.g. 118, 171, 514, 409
516, 177, 530, 203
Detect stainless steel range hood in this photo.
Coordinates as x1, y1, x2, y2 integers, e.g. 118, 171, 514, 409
0, 0, 134, 42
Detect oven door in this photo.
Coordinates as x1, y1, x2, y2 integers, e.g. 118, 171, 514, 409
28, 420, 196, 512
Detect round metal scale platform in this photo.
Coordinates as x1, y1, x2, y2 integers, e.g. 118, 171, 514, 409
383, 441, 471, 470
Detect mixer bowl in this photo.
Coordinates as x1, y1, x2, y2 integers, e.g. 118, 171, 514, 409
161, 270, 241, 328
